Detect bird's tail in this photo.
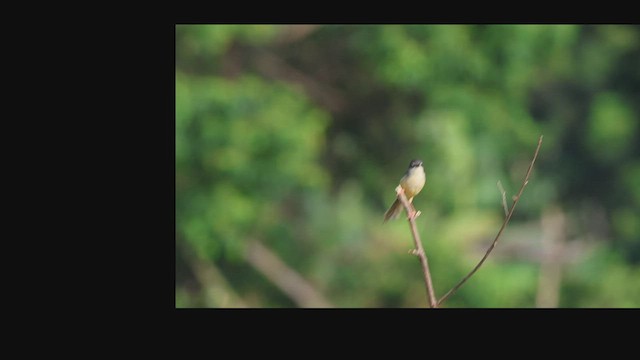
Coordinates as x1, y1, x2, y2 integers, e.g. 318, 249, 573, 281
383, 198, 403, 222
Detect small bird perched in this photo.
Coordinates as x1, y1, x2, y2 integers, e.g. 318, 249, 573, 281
383, 159, 426, 222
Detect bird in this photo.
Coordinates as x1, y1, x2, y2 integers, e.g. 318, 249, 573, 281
383, 159, 426, 222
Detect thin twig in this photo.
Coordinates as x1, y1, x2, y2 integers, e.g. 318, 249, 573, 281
497, 180, 508, 218
437, 135, 543, 307
395, 186, 438, 308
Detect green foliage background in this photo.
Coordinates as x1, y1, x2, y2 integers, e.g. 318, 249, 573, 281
175, 25, 640, 308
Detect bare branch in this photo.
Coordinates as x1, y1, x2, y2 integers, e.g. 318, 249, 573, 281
245, 240, 333, 308
395, 185, 438, 308
437, 135, 543, 307
535, 207, 566, 308
190, 255, 248, 308
178, 241, 248, 307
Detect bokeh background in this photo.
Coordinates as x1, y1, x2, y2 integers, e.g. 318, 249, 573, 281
175, 24, 640, 308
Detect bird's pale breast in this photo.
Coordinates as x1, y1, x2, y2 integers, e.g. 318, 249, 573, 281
401, 167, 425, 199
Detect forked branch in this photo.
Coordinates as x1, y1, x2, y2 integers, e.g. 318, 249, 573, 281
437, 135, 543, 306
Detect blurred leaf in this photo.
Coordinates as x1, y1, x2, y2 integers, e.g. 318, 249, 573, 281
176, 72, 329, 261
586, 92, 636, 163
